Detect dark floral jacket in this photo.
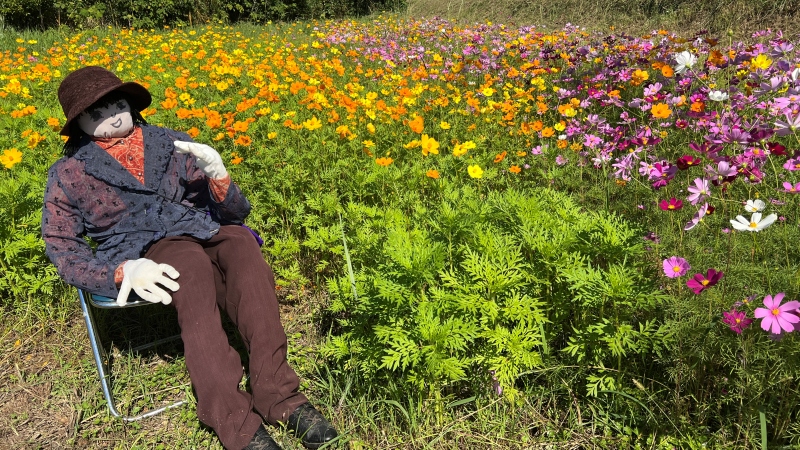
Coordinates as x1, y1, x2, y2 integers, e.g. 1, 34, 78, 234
41, 125, 251, 298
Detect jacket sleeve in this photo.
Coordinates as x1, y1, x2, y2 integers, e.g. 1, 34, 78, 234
171, 129, 252, 224
41, 164, 119, 297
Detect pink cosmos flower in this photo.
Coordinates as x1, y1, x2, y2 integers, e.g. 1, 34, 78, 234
686, 269, 724, 294
722, 309, 753, 334
754, 293, 800, 334
686, 178, 711, 205
684, 203, 712, 231
783, 158, 800, 171
659, 198, 683, 211
662, 256, 690, 278
783, 181, 800, 193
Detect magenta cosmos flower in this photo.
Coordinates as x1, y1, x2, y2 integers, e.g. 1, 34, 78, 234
722, 309, 753, 334
662, 256, 690, 278
754, 293, 800, 334
659, 198, 683, 211
686, 269, 724, 294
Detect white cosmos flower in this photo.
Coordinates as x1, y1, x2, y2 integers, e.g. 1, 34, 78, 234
674, 51, 697, 74
708, 90, 729, 102
730, 212, 778, 232
744, 199, 766, 212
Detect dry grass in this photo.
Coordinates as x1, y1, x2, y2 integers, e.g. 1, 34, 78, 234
405, 0, 800, 38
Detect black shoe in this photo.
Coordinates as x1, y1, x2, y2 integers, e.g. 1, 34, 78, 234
286, 402, 338, 449
245, 424, 282, 450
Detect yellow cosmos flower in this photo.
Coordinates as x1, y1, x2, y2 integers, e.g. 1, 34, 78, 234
452, 140, 476, 157
367, 123, 376, 134
302, 116, 322, 131
1, 148, 23, 169
750, 54, 772, 70
467, 164, 483, 179
420, 134, 439, 156
215, 81, 229, 91
482, 87, 495, 96
363, 140, 375, 148
439, 121, 451, 130
268, 132, 278, 139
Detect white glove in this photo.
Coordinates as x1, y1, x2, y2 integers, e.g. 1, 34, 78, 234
173, 140, 228, 179
116, 258, 181, 306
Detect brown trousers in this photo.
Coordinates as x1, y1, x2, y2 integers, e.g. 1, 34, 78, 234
145, 225, 308, 450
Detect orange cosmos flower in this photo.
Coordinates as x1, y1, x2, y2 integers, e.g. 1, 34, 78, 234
408, 115, 424, 133
232, 121, 250, 133
47, 117, 60, 132
541, 127, 555, 138
690, 101, 705, 113
206, 113, 222, 129
426, 169, 440, 179
651, 103, 672, 119
660, 65, 674, 78
493, 151, 507, 163
509, 165, 521, 174
230, 152, 244, 165
186, 127, 200, 138
631, 69, 649, 85
234, 135, 252, 146
376, 157, 393, 167
161, 98, 178, 109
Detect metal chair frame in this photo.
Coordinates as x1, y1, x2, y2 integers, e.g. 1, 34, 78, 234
77, 289, 188, 422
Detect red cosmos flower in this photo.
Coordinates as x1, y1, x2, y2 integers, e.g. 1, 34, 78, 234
659, 198, 683, 211
686, 269, 724, 294
676, 154, 702, 170
767, 142, 787, 156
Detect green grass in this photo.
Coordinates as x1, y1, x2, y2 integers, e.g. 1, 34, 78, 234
406, 0, 800, 39
1, 289, 607, 449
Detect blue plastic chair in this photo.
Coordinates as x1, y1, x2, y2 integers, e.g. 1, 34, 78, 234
77, 289, 188, 421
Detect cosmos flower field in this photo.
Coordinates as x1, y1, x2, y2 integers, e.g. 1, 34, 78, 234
3, 16, 800, 445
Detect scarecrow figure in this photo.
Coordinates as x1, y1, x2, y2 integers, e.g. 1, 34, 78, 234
42, 66, 338, 450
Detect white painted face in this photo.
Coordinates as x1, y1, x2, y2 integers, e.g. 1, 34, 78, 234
77, 97, 134, 139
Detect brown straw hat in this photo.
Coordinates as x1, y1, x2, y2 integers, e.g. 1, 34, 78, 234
57, 66, 152, 136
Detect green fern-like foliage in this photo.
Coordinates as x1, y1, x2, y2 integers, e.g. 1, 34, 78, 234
323, 185, 665, 402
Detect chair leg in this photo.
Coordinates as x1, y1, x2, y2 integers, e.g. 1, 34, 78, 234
78, 290, 187, 422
